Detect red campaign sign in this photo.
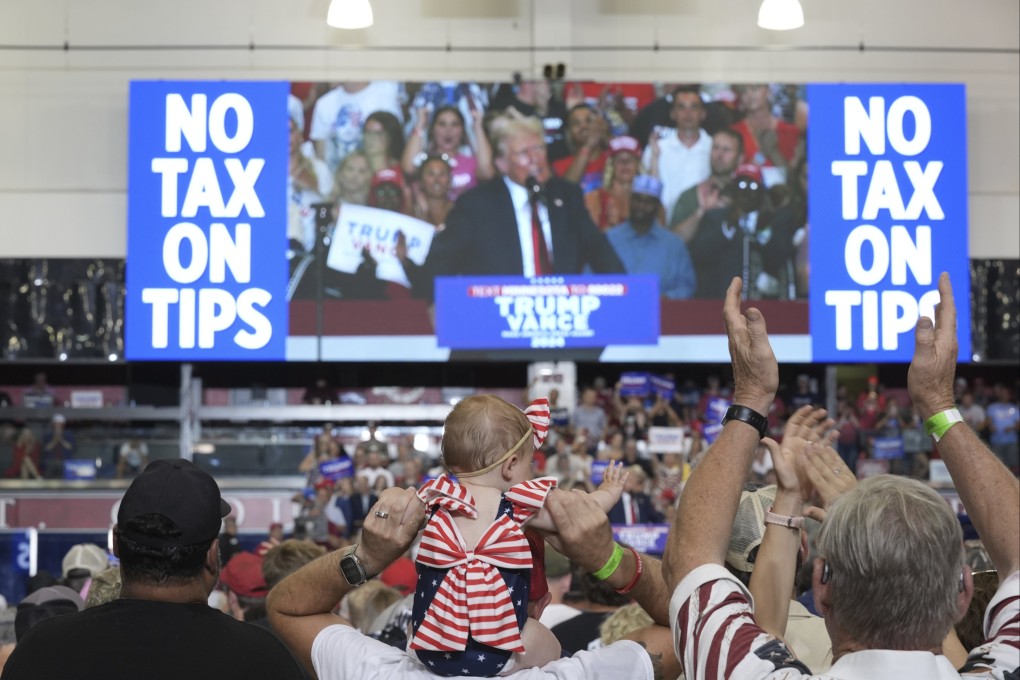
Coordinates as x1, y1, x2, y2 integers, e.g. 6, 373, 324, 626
0, 491, 297, 532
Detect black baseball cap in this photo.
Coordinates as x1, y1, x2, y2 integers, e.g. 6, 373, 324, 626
117, 459, 230, 548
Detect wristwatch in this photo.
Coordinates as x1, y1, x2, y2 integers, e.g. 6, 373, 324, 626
721, 404, 769, 439
338, 544, 370, 586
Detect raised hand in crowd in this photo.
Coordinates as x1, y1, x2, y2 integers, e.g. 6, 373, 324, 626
596, 459, 630, 502
645, 131, 661, 177
909, 272, 1019, 580
799, 439, 856, 523
747, 406, 833, 639
539, 489, 678, 676
267, 486, 425, 675
663, 276, 778, 589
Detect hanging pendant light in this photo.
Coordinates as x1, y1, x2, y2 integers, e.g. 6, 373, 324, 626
757, 0, 804, 30
327, 0, 374, 29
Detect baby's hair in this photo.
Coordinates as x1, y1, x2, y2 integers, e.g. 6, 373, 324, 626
442, 395, 532, 474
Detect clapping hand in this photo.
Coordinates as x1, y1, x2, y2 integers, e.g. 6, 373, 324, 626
723, 277, 779, 414
799, 441, 856, 523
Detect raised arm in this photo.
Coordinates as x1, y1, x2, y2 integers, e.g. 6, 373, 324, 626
533, 490, 685, 676
559, 117, 607, 185
748, 407, 832, 638
401, 107, 429, 176
799, 439, 857, 524
540, 489, 673, 627
266, 487, 425, 676
908, 272, 1020, 578
527, 461, 627, 533
661, 277, 779, 590
472, 107, 495, 181
589, 459, 629, 513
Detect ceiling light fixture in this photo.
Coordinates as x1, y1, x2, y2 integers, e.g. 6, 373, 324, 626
757, 0, 804, 30
327, 0, 374, 30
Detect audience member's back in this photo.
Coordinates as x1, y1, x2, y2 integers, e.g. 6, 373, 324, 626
2, 459, 304, 680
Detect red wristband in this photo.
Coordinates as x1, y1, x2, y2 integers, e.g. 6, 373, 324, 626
614, 546, 644, 595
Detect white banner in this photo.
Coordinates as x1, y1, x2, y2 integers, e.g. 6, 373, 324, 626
326, 204, 436, 288
647, 426, 686, 454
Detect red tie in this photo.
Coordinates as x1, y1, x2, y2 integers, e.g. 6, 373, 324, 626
530, 198, 551, 275
631, 498, 639, 524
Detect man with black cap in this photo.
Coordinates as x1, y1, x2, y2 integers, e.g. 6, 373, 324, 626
2, 459, 304, 679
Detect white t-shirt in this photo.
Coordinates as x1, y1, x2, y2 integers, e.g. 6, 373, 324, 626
669, 564, 1020, 680
539, 603, 583, 629
641, 128, 712, 225
357, 467, 396, 490
309, 82, 404, 173
312, 624, 653, 680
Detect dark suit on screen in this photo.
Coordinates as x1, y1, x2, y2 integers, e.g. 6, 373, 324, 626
608, 491, 664, 525
409, 176, 624, 298
348, 491, 378, 532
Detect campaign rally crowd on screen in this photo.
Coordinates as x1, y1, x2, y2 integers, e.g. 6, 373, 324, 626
286, 81, 810, 301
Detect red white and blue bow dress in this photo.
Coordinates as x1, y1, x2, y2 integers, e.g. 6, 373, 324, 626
409, 473, 557, 676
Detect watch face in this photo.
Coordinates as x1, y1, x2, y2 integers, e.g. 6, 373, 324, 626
340, 555, 365, 585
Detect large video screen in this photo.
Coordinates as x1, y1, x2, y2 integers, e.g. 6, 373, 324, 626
125, 80, 970, 363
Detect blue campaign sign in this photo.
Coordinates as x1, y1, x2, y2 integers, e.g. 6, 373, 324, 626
319, 456, 354, 481
126, 81, 289, 360
649, 374, 676, 401
619, 372, 651, 398
590, 460, 610, 485
705, 397, 731, 424
434, 275, 660, 350
64, 459, 98, 480
612, 524, 670, 555
872, 436, 906, 460
807, 84, 970, 363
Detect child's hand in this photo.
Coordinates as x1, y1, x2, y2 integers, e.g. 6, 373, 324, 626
597, 460, 629, 502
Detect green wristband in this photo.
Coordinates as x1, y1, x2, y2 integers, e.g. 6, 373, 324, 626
924, 408, 963, 442
593, 543, 625, 581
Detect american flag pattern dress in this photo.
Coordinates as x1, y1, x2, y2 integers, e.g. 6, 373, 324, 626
409, 474, 558, 677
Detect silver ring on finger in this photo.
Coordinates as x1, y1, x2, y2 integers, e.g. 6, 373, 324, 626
374, 510, 390, 519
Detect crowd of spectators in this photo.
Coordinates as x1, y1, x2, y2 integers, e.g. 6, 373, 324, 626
287, 80, 811, 302
1, 276, 1018, 679
285, 366, 1018, 565
251, 274, 1017, 680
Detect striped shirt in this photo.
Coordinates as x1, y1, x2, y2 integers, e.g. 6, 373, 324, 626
670, 564, 1020, 680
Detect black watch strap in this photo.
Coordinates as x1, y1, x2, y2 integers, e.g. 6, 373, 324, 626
722, 404, 769, 439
